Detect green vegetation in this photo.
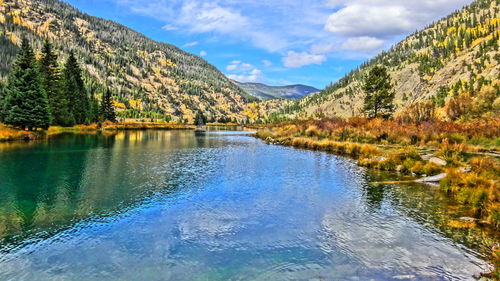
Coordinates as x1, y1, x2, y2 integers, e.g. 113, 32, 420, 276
255, 117, 499, 230
0, 0, 258, 123
276, 0, 499, 119
362, 65, 395, 119
1, 38, 50, 130
0, 38, 116, 131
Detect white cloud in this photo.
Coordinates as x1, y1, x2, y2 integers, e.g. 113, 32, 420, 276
326, 5, 412, 38
262, 60, 273, 67
183, 41, 199, 47
200, 50, 207, 56
283, 51, 326, 68
341, 36, 384, 52
115, 0, 472, 56
325, 0, 472, 39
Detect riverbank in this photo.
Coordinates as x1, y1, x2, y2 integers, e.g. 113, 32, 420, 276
254, 117, 500, 279
0, 122, 197, 142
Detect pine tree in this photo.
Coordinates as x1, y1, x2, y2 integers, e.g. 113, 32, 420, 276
100, 88, 116, 122
362, 65, 395, 119
0, 80, 5, 122
3, 38, 50, 130
63, 51, 89, 124
89, 91, 100, 123
40, 40, 74, 126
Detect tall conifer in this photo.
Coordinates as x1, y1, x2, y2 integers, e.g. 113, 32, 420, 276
40, 40, 73, 126
63, 51, 88, 124
100, 88, 116, 122
3, 38, 50, 130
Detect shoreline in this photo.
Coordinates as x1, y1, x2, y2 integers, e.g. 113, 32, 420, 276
251, 119, 499, 279
0, 122, 202, 142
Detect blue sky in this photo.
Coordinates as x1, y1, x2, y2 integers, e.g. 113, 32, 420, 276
63, 0, 472, 89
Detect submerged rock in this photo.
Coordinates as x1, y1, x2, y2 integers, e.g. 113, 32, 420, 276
459, 217, 477, 222
414, 173, 447, 183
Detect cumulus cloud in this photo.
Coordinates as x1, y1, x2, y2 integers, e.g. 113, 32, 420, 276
325, 0, 471, 39
199, 50, 207, 56
283, 51, 326, 68
341, 36, 384, 52
115, 0, 472, 56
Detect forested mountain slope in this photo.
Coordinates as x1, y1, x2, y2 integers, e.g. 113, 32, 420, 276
233, 80, 319, 100
290, 0, 499, 119
0, 0, 255, 123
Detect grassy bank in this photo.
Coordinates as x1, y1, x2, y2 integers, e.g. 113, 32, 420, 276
256, 117, 500, 278
255, 118, 499, 227
0, 121, 196, 141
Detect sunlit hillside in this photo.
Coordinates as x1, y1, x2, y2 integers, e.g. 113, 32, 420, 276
287, 0, 499, 120
0, 0, 259, 123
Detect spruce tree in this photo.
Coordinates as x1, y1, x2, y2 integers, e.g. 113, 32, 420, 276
89, 91, 100, 123
362, 65, 395, 119
63, 51, 88, 124
0, 80, 5, 122
3, 38, 50, 130
100, 88, 116, 122
40, 40, 74, 126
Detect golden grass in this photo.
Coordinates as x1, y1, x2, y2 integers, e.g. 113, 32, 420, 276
0, 124, 44, 141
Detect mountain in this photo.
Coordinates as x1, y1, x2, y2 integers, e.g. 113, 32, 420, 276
233, 80, 319, 100
0, 0, 257, 123
287, 0, 499, 118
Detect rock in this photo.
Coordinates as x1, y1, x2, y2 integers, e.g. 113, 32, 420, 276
375, 156, 387, 162
421, 154, 434, 161
429, 157, 447, 166
459, 217, 476, 222
414, 173, 447, 183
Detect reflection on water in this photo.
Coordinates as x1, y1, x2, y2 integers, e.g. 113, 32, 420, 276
0, 131, 496, 280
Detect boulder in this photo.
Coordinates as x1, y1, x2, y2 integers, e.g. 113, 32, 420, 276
429, 157, 447, 166
421, 154, 434, 161
414, 173, 447, 183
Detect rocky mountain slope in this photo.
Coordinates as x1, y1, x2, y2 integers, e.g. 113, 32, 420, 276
233, 80, 319, 100
0, 0, 256, 123
289, 0, 499, 119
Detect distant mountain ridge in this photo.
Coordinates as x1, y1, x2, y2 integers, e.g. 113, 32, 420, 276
233, 80, 319, 100
0, 0, 256, 123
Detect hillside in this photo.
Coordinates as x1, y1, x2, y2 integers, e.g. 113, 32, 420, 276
0, 0, 257, 123
288, 0, 499, 119
233, 80, 319, 100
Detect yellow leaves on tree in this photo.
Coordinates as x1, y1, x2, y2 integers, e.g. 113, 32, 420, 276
129, 99, 143, 111
112, 100, 126, 111
243, 103, 260, 122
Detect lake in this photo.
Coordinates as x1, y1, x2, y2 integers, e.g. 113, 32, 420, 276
0, 130, 496, 280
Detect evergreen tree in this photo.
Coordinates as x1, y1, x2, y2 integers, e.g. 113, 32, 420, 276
100, 88, 116, 122
0, 80, 5, 122
40, 40, 73, 126
89, 91, 100, 123
63, 51, 88, 124
362, 65, 395, 119
3, 38, 50, 130
195, 111, 206, 126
